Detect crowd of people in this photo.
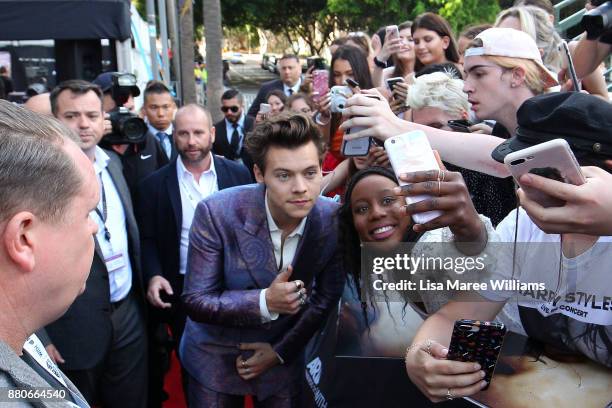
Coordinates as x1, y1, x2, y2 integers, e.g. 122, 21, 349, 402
1, 0, 612, 407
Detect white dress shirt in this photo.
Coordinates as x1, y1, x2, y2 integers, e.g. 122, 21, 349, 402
92, 146, 132, 302
283, 77, 302, 97
148, 123, 173, 159
259, 191, 308, 322
177, 155, 218, 275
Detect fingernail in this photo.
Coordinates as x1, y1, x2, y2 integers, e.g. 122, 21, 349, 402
521, 174, 533, 184
474, 363, 481, 370
481, 380, 488, 388
441, 348, 448, 356
480, 370, 486, 378
393, 187, 402, 194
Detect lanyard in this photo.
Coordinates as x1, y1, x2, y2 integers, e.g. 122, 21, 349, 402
95, 178, 111, 241
23, 335, 68, 388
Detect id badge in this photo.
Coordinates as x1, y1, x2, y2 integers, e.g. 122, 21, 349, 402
104, 252, 126, 273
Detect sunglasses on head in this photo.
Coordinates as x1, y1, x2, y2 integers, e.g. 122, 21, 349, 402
221, 106, 240, 113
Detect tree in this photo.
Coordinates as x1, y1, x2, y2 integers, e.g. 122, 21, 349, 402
203, 0, 224, 123
432, 0, 500, 33
179, 0, 196, 104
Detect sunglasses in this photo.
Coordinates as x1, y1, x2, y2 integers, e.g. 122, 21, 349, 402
221, 106, 240, 113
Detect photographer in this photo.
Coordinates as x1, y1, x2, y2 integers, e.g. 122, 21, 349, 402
93, 72, 168, 195
567, 0, 612, 80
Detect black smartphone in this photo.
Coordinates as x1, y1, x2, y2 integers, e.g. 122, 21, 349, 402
447, 119, 472, 133
386, 77, 405, 92
447, 319, 507, 390
560, 40, 580, 92
345, 78, 359, 88
313, 57, 326, 70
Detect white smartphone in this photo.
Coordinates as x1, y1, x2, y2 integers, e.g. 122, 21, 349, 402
386, 25, 399, 41
384, 131, 442, 224
504, 139, 585, 207
259, 103, 272, 114
559, 40, 580, 92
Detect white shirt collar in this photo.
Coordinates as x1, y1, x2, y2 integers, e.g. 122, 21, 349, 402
225, 113, 245, 129
176, 153, 217, 180
265, 190, 307, 237
93, 146, 110, 175
148, 123, 173, 136
283, 78, 302, 95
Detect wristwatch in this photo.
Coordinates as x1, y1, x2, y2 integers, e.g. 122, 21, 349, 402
373, 56, 387, 69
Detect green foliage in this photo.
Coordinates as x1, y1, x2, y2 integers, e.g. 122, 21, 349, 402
431, 0, 500, 33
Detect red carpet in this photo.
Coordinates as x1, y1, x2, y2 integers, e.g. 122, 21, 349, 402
163, 350, 254, 408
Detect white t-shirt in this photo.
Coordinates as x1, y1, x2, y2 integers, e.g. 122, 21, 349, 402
482, 208, 612, 367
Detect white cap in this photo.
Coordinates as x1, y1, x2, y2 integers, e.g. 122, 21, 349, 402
464, 27, 558, 88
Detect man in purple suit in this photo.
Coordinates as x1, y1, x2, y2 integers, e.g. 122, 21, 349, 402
180, 112, 344, 407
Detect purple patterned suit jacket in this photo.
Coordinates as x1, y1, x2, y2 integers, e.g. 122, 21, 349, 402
180, 183, 344, 399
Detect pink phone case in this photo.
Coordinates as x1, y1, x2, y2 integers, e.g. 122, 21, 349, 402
313, 70, 329, 101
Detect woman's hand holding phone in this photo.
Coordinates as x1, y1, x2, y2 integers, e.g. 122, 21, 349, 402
405, 339, 487, 403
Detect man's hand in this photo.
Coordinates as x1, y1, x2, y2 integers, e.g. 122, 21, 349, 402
45, 344, 65, 364
517, 166, 612, 235
147, 275, 173, 309
103, 112, 112, 135
236, 342, 281, 380
265, 266, 307, 315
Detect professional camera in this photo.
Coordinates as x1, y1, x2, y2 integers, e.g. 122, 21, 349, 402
582, 0, 612, 40
105, 73, 147, 145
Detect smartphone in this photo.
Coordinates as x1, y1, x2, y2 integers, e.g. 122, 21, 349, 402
447, 319, 507, 390
259, 103, 272, 114
313, 57, 326, 70
386, 76, 405, 92
384, 131, 442, 224
386, 25, 399, 41
504, 138, 585, 207
342, 95, 381, 157
559, 40, 580, 92
447, 119, 472, 133
312, 70, 329, 102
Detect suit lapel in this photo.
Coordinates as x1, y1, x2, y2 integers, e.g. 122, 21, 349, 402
214, 156, 232, 190
166, 161, 183, 238
235, 185, 278, 287
290, 203, 325, 285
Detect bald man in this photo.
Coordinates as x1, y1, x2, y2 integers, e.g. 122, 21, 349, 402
24, 93, 52, 116
136, 104, 251, 399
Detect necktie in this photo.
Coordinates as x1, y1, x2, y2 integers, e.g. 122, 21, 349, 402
287, 88, 294, 96
157, 131, 171, 158
230, 122, 240, 158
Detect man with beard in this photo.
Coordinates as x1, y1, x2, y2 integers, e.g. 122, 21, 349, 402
213, 89, 255, 179
136, 104, 251, 401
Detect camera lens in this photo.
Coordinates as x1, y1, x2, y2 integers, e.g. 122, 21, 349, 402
122, 117, 147, 142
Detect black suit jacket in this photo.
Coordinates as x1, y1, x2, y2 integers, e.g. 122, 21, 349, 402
246, 79, 284, 117
46, 150, 145, 371
150, 129, 179, 162
212, 116, 255, 179
136, 155, 252, 297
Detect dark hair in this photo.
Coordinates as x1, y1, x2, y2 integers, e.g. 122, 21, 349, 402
328, 45, 374, 143
50, 80, 103, 116
375, 27, 387, 48
279, 54, 300, 63
459, 23, 493, 40
245, 112, 325, 174
143, 80, 171, 103
222, 88, 243, 104
265, 89, 287, 107
339, 167, 421, 323
412, 12, 460, 72
391, 21, 415, 79
514, 0, 554, 16
415, 62, 463, 79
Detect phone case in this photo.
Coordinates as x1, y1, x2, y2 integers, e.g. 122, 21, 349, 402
386, 77, 405, 91
447, 319, 507, 390
504, 139, 585, 207
342, 136, 370, 156
386, 25, 399, 40
312, 70, 329, 100
383, 131, 442, 224
259, 103, 271, 114
560, 40, 580, 91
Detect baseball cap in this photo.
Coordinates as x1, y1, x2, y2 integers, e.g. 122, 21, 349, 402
464, 27, 558, 89
92, 72, 141, 97
492, 92, 612, 163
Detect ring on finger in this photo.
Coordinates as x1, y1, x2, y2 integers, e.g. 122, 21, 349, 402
446, 388, 455, 400
241, 360, 247, 368
245, 367, 250, 374
440, 170, 446, 182
425, 339, 433, 356
300, 297, 306, 306
294, 281, 301, 292
437, 180, 441, 196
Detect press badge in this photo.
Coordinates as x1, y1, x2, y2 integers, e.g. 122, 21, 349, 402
104, 252, 126, 272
